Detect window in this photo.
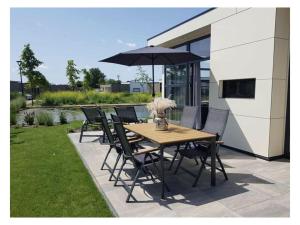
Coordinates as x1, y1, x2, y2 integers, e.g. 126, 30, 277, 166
132, 88, 140, 92
220, 78, 256, 98
190, 36, 210, 58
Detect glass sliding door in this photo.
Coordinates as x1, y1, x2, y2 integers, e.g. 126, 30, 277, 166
164, 36, 211, 124
165, 64, 187, 121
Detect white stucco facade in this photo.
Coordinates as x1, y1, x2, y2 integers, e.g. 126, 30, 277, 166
148, 8, 290, 158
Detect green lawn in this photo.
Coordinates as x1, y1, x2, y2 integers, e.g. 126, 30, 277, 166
10, 121, 113, 217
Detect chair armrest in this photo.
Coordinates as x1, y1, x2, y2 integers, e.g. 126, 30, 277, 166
133, 147, 159, 155
139, 119, 147, 123
128, 136, 144, 144
194, 140, 224, 145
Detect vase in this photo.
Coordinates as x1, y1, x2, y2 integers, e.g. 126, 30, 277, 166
154, 112, 168, 131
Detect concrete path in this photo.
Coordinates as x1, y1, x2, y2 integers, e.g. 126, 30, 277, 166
68, 131, 290, 217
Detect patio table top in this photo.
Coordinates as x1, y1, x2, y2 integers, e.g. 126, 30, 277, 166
124, 123, 215, 145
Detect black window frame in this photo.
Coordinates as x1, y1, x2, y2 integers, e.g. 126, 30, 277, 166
164, 35, 211, 121
220, 78, 256, 99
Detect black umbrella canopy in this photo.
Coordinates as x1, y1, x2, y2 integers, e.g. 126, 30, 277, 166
99, 45, 202, 97
100, 45, 202, 66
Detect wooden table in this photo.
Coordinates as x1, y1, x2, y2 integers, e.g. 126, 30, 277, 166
124, 123, 216, 199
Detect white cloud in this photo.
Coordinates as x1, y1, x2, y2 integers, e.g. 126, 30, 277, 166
117, 39, 137, 48
126, 42, 137, 48
35, 21, 43, 28
38, 64, 48, 70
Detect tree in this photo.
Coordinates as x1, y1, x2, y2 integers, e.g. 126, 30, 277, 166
20, 44, 49, 105
76, 80, 83, 89
135, 66, 152, 92
82, 68, 106, 89
66, 60, 80, 90
106, 78, 121, 85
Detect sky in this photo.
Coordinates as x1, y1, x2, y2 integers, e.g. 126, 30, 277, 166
11, 8, 208, 84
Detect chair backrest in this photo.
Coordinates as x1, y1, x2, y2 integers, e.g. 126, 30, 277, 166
98, 110, 115, 145
180, 106, 200, 129
111, 114, 121, 123
114, 106, 139, 123
202, 108, 229, 140
80, 107, 101, 123
111, 114, 134, 159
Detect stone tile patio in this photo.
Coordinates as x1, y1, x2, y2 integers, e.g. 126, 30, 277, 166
68, 131, 290, 217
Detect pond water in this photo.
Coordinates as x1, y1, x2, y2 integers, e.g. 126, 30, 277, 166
17, 105, 150, 125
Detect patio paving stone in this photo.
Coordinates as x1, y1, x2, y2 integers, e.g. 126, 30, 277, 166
68, 131, 290, 217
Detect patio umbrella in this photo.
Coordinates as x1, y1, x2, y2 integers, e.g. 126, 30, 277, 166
99, 45, 202, 97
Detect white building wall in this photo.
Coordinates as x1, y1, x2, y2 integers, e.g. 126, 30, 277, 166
148, 8, 289, 158
129, 81, 149, 93
210, 8, 289, 157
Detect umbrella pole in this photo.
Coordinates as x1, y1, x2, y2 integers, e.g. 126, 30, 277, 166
152, 60, 155, 97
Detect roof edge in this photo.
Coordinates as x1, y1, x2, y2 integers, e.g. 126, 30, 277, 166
147, 7, 216, 41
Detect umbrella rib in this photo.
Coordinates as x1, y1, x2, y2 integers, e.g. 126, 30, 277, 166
128, 54, 153, 66
161, 54, 176, 65
127, 55, 142, 66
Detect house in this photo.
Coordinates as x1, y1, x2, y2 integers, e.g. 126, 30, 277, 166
129, 80, 162, 94
99, 82, 130, 93
147, 8, 290, 160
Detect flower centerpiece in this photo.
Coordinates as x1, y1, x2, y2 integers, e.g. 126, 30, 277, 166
147, 97, 177, 131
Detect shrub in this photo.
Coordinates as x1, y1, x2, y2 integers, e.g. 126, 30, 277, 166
38, 91, 153, 106
10, 92, 22, 100
36, 112, 54, 126
24, 112, 35, 125
59, 112, 68, 124
10, 96, 26, 114
10, 111, 17, 125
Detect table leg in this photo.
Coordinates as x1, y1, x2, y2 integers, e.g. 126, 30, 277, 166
160, 145, 165, 199
210, 136, 216, 186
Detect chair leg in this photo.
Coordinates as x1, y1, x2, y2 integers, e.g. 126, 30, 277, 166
102, 130, 106, 143
217, 154, 228, 180
79, 122, 86, 143
168, 145, 180, 170
174, 155, 184, 175
194, 158, 199, 165
114, 159, 126, 186
199, 156, 206, 169
145, 167, 156, 183
101, 146, 113, 170
109, 153, 121, 181
126, 169, 141, 202
142, 167, 151, 180
192, 156, 207, 187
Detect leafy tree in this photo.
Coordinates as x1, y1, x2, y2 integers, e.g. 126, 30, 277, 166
135, 66, 152, 92
66, 60, 80, 90
20, 44, 49, 105
106, 78, 121, 85
82, 68, 106, 89
76, 80, 83, 89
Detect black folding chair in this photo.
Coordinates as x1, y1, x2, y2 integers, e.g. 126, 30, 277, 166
114, 106, 145, 124
79, 106, 105, 143
173, 108, 229, 187
168, 106, 200, 170
111, 114, 169, 202
100, 112, 144, 181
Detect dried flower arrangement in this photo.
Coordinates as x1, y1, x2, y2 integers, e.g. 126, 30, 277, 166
147, 97, 177, 118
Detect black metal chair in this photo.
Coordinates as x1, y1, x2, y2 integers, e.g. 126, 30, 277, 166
168, 106, 200, 170
100, 112, 144, 181
174, 108, 229, 187
114, 106, 145, 124
111, 114, 169, 202
79, 106, 105, 143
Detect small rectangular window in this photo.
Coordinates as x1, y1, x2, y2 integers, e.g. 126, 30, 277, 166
220, 78, 255, 98
132, 88, 141, 92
